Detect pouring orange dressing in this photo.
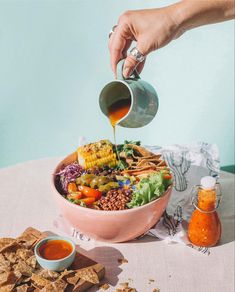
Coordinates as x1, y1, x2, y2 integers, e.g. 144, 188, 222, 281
107, 99, 131, 160
108, 99, 131, 128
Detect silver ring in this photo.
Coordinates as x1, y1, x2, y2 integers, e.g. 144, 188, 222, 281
109, 25, 118, 38
130, 47, 145, 63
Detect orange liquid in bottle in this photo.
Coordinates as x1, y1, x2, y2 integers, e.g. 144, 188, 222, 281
188, 188, 221, 247
107, 99, 131, 160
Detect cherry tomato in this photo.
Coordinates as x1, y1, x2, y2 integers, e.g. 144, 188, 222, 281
78, 186, 102, 200
163, 174, 172, 180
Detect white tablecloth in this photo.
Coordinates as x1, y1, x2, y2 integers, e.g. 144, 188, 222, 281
0, 158, 234, 292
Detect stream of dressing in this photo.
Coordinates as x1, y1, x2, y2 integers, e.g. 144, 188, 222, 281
107, 98, 131, 161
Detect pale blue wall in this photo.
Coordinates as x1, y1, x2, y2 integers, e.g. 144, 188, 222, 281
0, 0, 234, 167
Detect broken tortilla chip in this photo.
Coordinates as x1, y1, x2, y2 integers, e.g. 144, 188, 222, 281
25, 256, 37, 269
37, 269, 60, 281
127, 144, 154, 157
3, 252, 18, 264
13, 261, 32, 277
0, 259, 11, 274
59, 269, 74, 280
66, 273, 80, 285
31, 273, 51, 288
16, 249, 33, 261
16, 235, 37, 249
41, 278, 67, 292
0, 283, 16, 291
12, 284, 30, 292
0, 241, 20, 254
0, 239, 15, 252
75, 267, 99, 284
0, 271, 21, 289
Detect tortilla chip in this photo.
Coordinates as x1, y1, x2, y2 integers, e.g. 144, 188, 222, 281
124, 166, 157, 176
3, 252, 17, 264
66, 273, 80, 285
156, 160, 167, 167
13, 284, 29, 292
25, 256, 36, 269
136, 158, 162, 168
37, 270, 59, 281
0, 271, 21, 289
0, 259, 11, 274
127, 144, 154, 157
16, 250, 33, 261
99, 283, 110, 290
59, 269, 74, 280
17, 228, 44, 250
0, 239, 15, 253
0, 242, 20, 254
19, 228, 42, 241
30, 273, 50, 289
119, 282, 129, 288
15, 274, 31, 287
13, 261, 32, 277
0, 254, 5, 262
16, 236, 37, 250
0, 272, 9, 286
41, 279, 67, 292
75, 267, 99, 284
0, 284, 15, 291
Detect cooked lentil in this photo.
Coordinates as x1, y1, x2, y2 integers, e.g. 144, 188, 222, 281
96, 189, 132, 210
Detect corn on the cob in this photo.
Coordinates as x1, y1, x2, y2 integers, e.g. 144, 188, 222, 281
77, 140, 117, 169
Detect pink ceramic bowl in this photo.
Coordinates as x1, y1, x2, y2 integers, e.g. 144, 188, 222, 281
52, 152, 173, 243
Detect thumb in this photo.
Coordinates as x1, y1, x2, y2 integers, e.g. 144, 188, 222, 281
123, 45, 147, 78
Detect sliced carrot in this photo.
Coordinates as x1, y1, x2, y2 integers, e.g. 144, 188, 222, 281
79, 197, 96, 206
67, 182, 77, 193
67, 192, 83, 200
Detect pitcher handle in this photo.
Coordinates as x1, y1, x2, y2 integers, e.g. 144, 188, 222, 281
117, 59, 140, 80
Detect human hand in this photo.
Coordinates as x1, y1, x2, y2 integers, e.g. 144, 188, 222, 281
108, 6, 182, 78
108, 0, 235, 79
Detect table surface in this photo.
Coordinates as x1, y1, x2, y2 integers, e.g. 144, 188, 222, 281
0, 157, 234, 292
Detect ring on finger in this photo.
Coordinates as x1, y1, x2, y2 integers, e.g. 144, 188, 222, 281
130, 47, 146, 63
108, 25, 118, 38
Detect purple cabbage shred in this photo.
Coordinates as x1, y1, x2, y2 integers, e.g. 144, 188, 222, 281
56, 162, 84, 193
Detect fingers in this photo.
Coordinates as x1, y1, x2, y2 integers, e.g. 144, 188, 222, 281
136, 59, 146, 75
123, 46, 147, 78
109, 24, 134, 77
108, 32, 124, 76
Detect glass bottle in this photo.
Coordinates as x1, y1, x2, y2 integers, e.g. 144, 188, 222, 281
188, 176, 222, 247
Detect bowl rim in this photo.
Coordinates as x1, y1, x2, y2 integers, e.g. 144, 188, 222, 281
34, 236, 76, 263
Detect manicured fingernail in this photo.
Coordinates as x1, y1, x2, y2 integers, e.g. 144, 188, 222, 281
123, 67, 130, 78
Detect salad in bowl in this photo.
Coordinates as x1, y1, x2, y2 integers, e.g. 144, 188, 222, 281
52, 140, 173, 242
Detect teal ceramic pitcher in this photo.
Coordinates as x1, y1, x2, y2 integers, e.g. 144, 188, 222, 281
99, 59, 159, 128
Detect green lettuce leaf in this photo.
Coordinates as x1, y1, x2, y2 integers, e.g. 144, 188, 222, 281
127, 172, 170, 208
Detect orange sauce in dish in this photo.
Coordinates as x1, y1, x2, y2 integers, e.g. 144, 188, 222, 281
188, 188, 221, 247
39, 240, 73, 260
